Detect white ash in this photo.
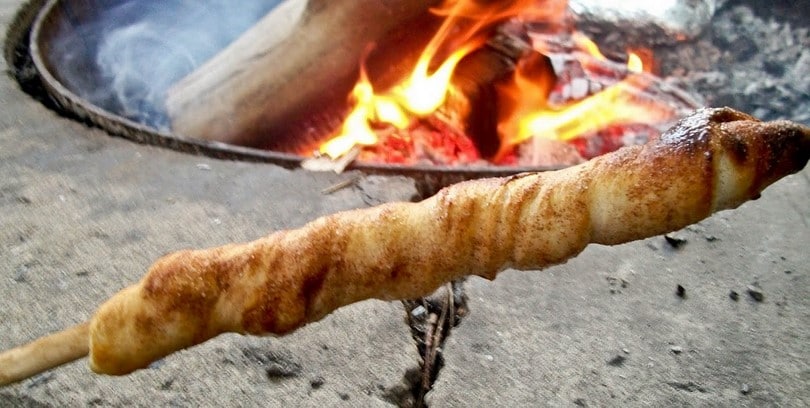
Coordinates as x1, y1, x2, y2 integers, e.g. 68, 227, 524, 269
660, 3, 810, 123
570, 0, 719, 46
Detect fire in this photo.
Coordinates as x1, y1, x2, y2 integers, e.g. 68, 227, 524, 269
319, 0, 546, 159
319, 42, 478, 159
317, 0, 674, 165
573, 33, 606, 61
496, 43, 664, 157
500, 79, 653, 147
395, 40, 481, 116
627, 53, 644, 73
319, 68, 405, 159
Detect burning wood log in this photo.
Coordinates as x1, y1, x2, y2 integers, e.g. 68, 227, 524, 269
1, 108, 808, 384
164, 0, 440, 148
443, 22, 536, 159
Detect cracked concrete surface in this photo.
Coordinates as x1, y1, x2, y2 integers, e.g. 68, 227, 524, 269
1, 0, 809, 406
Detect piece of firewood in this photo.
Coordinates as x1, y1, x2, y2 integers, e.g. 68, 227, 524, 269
165, 0, 439, 148
0, 108, 808, 384
442, 21, 535, 159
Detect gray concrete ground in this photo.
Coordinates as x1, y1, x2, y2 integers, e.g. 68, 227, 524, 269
1, 0, 808, 406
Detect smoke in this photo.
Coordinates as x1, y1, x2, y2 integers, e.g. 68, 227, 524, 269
50, 0, 281, 130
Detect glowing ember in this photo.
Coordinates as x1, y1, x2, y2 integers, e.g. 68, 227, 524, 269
627, 52, 644, 74
573, 33, 607, 61
319, 0, 549, 160
319, 68, 404, 159
496, 45, 669, 160
314, 0, 681, 166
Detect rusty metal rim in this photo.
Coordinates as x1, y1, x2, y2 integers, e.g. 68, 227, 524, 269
26, 0, 561, 187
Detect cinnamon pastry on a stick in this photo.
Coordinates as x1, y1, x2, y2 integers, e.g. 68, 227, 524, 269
1, 108, 808, 385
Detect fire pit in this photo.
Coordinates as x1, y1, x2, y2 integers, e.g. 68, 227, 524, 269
15, 0, 723, 194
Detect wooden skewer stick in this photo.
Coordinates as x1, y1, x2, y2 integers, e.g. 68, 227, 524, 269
1, 109, 808, 385
0, 322, 89, 386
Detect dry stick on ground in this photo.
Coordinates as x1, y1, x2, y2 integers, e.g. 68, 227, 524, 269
420, 312, 438, 401
416, 283, 454, 406
1, 108, 809, 386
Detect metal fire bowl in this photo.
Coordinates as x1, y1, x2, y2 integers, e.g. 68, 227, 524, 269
22, 0, 560, 195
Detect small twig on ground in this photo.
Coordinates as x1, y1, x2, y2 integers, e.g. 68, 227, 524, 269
320, 175, 361, 195
301, 146, 361, 174
418, 312, 438, 407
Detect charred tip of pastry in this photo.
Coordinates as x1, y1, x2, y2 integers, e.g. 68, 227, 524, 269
718, 118, 810, 195
759, 119, 810, 187
754, 120, 810, 156
707, 106, 759, 124
708, 106, 810, 155
720, 118, 810, 159
777, 120, 810, 165
792, 121, 810, 146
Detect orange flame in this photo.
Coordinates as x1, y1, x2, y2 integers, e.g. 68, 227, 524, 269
503, 80, 657, 146
627, 52, 644, 73
496, 43, 670, 158
627, 48, 655, 74
319, 0, 565, 159
318, 0, 672, 164
319, 69, 382, 159
573, 33, 606, 61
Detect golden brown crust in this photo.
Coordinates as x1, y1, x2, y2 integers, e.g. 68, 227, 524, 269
88, 108, 810, 375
